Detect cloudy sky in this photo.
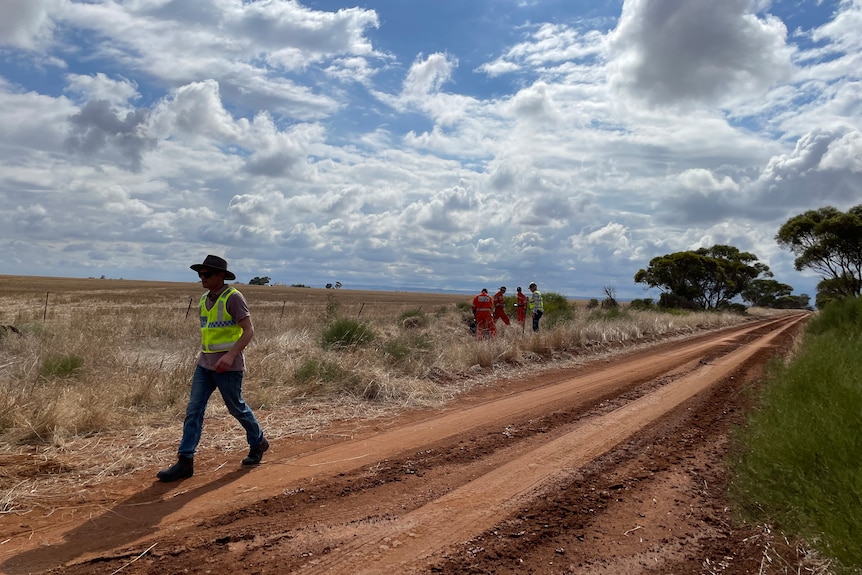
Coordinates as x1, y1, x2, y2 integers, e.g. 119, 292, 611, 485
1, 0, 860, 298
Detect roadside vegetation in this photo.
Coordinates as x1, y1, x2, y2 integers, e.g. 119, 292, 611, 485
0, 277, 755, 513
729, 295, 862, 573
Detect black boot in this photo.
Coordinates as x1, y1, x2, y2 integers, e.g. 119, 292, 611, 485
157, 455, 194, 482
242, 437, 269, 466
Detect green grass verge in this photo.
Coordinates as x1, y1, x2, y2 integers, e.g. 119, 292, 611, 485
729, 297, 862, 572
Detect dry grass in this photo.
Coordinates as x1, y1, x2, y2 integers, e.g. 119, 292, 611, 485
0, 275, 753, 514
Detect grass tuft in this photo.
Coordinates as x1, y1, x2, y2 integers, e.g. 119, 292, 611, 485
39, 355, 84, 379
321, 318, 375, 350
398, 308, 428, 329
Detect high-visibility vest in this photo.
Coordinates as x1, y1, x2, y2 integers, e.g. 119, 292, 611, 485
199, 287, 243, 353
529, 290, 543, 312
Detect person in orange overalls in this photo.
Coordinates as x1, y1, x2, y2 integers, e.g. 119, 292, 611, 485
514, 286, 528, 329
493, 286, 511, 326
471, 288, 496, 340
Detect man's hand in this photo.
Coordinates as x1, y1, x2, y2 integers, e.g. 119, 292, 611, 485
214, 316, 254, 373
215, 351, 236, 373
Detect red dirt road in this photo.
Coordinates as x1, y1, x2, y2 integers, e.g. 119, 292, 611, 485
0, 314, 810, 574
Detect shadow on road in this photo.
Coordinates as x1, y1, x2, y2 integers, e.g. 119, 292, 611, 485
2, 468, 252, 574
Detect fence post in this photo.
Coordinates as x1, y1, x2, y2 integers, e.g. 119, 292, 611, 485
280, 301, 286, 319
357, 302, 365, 317
185, 297, 193, 319
43, 292, 49, 320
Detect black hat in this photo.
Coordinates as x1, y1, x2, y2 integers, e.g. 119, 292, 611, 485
191, 255, 236, 281
500, 286, 506, 291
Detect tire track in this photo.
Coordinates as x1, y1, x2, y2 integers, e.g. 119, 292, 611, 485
292, 314, 805, 574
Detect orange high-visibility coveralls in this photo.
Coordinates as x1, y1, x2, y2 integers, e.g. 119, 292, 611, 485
493, 289, 511, 326
515, 289, 528, 326
471, 291, 496, 340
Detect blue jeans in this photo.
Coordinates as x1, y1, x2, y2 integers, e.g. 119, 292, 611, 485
532, 310, 543, 332
178, 365, 264, 456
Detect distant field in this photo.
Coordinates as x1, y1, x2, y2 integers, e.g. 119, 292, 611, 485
0, 275, 474, 326
0, 274, 469, 304
0, 275, 597, 323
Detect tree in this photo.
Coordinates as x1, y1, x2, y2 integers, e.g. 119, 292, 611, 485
776, 205, 862, 301
774, 293, 811, 309
741, 278, 793, 307
601, 285, 618, 309
741, 279, 810, 309
249, 276, 270, 286
634, 244, 771, 309
815, 276, 857, 309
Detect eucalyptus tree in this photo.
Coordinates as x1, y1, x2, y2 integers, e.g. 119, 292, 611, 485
776, 205, 862, 302
634, 244, 771, 310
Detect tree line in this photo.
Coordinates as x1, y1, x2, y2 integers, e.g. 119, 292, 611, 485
634, 204, 862, 311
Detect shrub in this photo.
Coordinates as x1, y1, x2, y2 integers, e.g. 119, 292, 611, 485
718, 302, 748, 315
806, 294, 862, 336
658, 292, 699, 310
294, 358, 343, 385
587, 298, 599, 309
541, 291, 575, 328
40, 355, 84, 379
320, 318, 375, 350
293, 357, 383, 400
601, 285, 618, 309
381, 339, 411, 363
399, 309, 428, 329
381, 333, 432, 365
629, 298, 655, 311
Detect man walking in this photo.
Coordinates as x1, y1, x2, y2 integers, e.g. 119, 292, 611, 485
492, 286, 511, 327
528, 281, 544, 333
157, 255, 269, 482
471, 288, 496, 340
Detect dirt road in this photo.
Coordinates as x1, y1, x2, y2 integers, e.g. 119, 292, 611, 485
0, 314, 809, 574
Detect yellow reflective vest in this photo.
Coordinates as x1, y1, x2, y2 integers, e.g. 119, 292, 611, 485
529, 290, 543, 312
199, 287, 243, 353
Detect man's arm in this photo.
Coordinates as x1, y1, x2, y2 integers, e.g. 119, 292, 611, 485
215, 316, 254, 372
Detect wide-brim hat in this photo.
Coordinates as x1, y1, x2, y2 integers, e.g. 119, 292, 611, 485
191, 254, 236, 281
